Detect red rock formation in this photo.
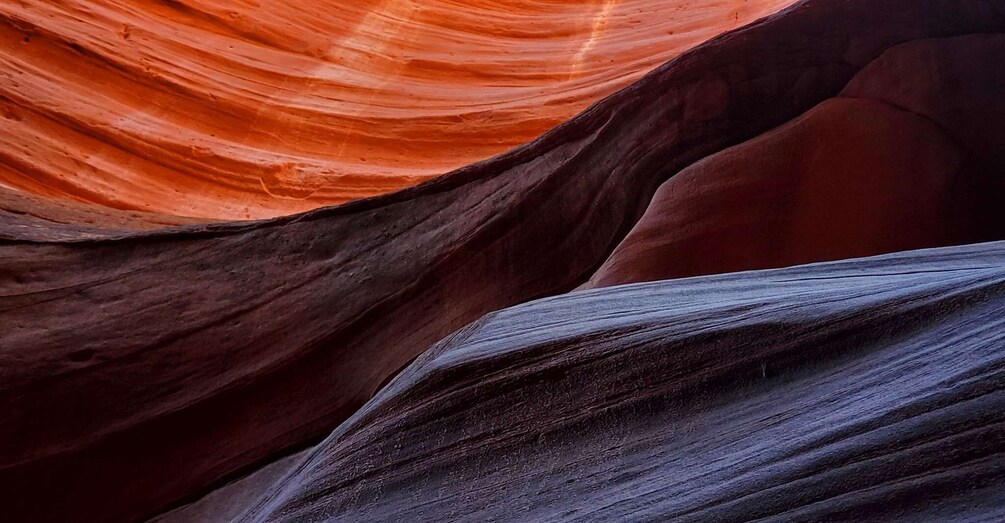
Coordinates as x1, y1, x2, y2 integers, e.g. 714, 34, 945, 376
0, 0, 793, 220
585, 34, 1005, 288
842, 35, 1005, 167
2, 2, 1005, 522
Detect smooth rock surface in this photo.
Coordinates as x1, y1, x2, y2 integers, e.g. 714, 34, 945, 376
585, 34, 1005, 288
841, 34, 1005, 166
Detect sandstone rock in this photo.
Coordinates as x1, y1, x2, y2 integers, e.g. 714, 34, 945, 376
244, 242, 1005, 522
586, 34, 1005, 288
2, 2, 1004, 521
0, 0, 793, 220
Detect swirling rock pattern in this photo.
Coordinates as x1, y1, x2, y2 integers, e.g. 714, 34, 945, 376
2, 1, 1005, 522
0, 0, 793, 220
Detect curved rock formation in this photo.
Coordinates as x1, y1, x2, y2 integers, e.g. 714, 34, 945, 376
585, 34, 1005, 288
0, 0, 793, 220
2, 1, 1005, 522
241, 241, 1005, 522
841, 34, 1005, 167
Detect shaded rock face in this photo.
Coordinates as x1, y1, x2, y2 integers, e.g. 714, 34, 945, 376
0, 0, 794, 220
1, 1, 1005, 523
0, 187, 206, 241
843, 35, 1005, 167
585, 34, 1005, 288
240, 242, 1005, 522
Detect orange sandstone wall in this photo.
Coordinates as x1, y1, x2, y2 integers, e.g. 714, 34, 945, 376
0, 0, 794, 220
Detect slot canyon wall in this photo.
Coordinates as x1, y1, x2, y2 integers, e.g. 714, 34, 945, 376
0, 0, 793, 220
2, 1, 1005, 522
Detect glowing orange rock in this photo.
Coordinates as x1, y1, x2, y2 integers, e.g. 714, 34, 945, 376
0, 0, 794, 220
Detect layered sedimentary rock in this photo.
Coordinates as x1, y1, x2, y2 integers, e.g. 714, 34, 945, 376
2, 1, 1005, 522
240, 241, 1005, 522
0, 187, 205, 241
585, 34, 1005, 288
0, 0, 793, 220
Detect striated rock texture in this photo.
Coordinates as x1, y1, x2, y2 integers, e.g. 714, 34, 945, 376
584, 34, 1005, 288
0, 186, 206, 241
1, 1, 1005, 522
240, 242, 1005, 522
154, 450, 313, 523
0, 0, 793, 220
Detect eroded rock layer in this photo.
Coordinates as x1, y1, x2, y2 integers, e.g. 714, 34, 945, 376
0, 186, 206, 241
2, 1, 1005, 522
0, 0, 793, 220
241, 241, 1005, 522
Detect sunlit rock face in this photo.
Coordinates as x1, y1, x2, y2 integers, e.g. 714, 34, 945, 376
0, 0, 793, 220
